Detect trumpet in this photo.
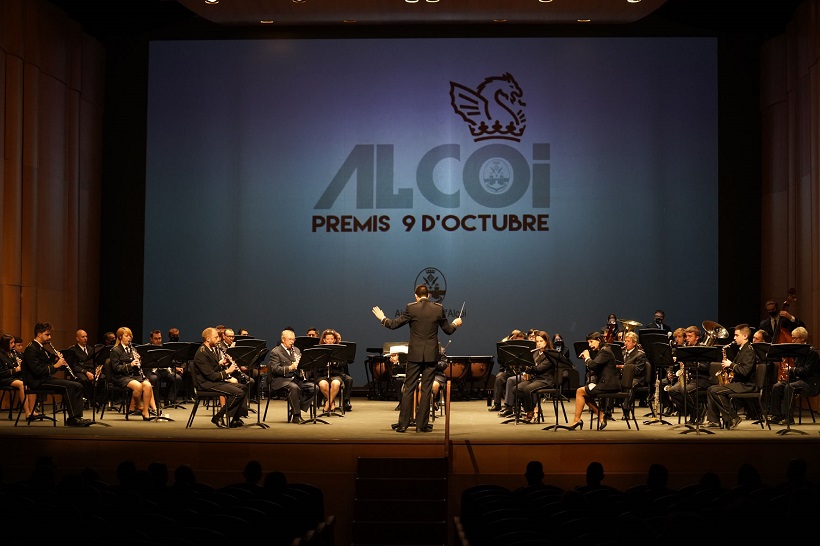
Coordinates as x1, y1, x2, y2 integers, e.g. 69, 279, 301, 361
47, 342, 77, 380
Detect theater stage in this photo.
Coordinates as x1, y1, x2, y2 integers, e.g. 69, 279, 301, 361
3, 397, 819, 545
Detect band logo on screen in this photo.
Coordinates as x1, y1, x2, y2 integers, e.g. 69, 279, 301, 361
417, 267, 446, 303
313, 72, 548, 234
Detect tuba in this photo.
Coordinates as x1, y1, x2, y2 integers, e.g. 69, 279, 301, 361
701, 320, 729, 347
619, 319, 643, 338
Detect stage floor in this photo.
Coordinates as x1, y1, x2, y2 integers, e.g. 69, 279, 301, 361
4, 397, 819, 545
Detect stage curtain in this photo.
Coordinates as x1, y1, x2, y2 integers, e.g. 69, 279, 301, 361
0, 0, 103, 346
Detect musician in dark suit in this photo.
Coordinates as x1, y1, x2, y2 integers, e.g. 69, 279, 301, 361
21, 322, 90, 426
372, 284, 463, 433
69, 329, 97, 406
109, 326, 157, 420
514, 331, 555, 423
705, 324, 757, 429
668, 326, 713, 422
193, 327, 248, 428
758, 299, 802, 340
646, 310, 672, 333
268, 328, 315, 424
769, 327, 820, 425
0, 333, 37, 418
568, 331, 620, 430
620, 331, 647, 388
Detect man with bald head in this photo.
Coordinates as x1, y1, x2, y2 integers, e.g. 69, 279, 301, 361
70, 329, 97, 406
193, 327, 249, 428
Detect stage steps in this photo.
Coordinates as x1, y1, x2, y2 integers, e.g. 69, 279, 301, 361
352, 457, 448, 546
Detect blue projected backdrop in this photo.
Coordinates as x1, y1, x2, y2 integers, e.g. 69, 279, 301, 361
145, 37, 718, 383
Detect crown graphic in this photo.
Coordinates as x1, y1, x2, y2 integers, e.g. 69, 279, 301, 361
449, 73, 527, 142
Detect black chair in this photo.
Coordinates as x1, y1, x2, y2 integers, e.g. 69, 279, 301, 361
631, 361, 653, 412
185, 361, 224, 428
590, 363, 639, 430
14, 383, 65, 426
99, 359, 132, 420
727, 363, 770, 430
794, 387, 817, 424
0, 384, 19, 419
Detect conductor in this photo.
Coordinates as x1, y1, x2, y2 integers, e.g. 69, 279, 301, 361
372, 285, 463, 433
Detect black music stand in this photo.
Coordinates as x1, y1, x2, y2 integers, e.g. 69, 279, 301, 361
497, 343, 536, 425
228, 344, 268, 429
164, 341, 200, 406
674, 345, 722, 435
294, 336, 319, 353
140, 348, 176, 422
313, 343, 356, 417
297, 346, 333, 424
92, 345, 112, 422
541, 349, 574, 431
642, 342, 674, 426
765, 343, 811, 436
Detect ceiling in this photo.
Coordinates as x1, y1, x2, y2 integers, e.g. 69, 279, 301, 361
46, 0, 805, 41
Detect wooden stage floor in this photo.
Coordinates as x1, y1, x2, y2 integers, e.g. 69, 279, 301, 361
3, 397, 819, 544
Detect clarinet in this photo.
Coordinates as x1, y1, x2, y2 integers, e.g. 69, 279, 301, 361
223, 351, 250, 384
47, 342, 77, 380
130, 346, 146, 380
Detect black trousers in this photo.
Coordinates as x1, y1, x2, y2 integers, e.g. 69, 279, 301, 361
36, 377, 84, 420
398, 360, 436, 430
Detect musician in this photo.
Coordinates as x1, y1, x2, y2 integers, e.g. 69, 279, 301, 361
758, 299, 803, 340
332, 329, 354, 412
514, 331, 555, 423
769, 327, 820, 425
568, 331, 620, 430
705, 324, 757, 429
103, 331, 116, 346
306, 327, 319, 338
372, 284, 462, 433
109, 326, 157, 420
313, 329, 345, 413
0, 333, 36, 419
217, 327, 256, 405
602, 314, 620, 344
619, 331, 647, 388
268, 328, 315, 424
168, 328, 180, 342
647, 310, 672, 333
69, 329, 97, 406
667, 325, 712, 422
753, 329, 770, 344
148, 328, 184, 405
489, 329, 526, 413
191, 327, 248, 428
659, 327, 686, 414
21, 322, 90, 426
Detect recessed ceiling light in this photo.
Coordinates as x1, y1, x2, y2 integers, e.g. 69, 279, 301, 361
260, 20, 274, 24
539, 0, 554, 3
493, 19, 508, 23
204, 0, 218, 5
577, 19, 591, 23
343, 20, 358, 23
405, 0, 420, 3
627, 0, 642, 3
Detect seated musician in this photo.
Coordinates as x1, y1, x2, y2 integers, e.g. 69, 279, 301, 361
569, 331, 620, 430
268, 328, 315, 424
69, 329, 98, 408
769, 327, 820, 425
514, 330, 555, 423
21, 322, 90, 426
0, 333, 36, 419
314, 329, 346, 413
193, 327, 249, 428
332, 330, 354, 412
668, 325, 712, 422
109, 327, 157, 420
705, 324, 757, 429
216, 327, 255, 412
491, 329, 526, 415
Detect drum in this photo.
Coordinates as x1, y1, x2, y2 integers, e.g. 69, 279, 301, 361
442, 356, 469, 381
469, 356, 493, 382
369, 355, 392, 380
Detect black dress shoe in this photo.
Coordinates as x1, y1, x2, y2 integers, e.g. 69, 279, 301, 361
395, 426, 408, 433
488, 404, 501, 412
66, 417, 91, 427
230, 419, 244, 428
498, 409, 513, 418
417, 424, 434, 433
211, 416, 227, 428
344, 402, 352, 412
292, 416, 307, 424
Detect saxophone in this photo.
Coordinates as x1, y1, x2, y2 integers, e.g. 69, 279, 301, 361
716, 344, 734, 386
652, 366, 661, 418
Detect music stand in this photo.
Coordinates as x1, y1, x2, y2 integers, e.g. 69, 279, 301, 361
642, 342, 674, 426
140, 348, 176, 422
297, 346, 333, 424
540, 349, 574, 431
365, 347, 388, 400
294, 336, 319, 353
765, 343, 811, 436
496, 343, 536, 425
228, 344, 267, 429
313, 343, 356, 417
92, 345, 112, 422
673, 345, 722, 435
164, 341, 200, 406
62, 347, 109, 427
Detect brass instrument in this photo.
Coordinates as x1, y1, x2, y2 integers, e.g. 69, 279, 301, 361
619, 319, 643, 336
702, 320, 729, 347
716, 343, 734, 386
47, 342, 77, 380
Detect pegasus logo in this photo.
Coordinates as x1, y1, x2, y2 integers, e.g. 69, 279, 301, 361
449, 73, 527, 142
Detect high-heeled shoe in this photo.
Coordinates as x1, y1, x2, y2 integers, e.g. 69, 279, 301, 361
568, 420, 583, 430
142, 415, 151, 421
598, 418, 608, 430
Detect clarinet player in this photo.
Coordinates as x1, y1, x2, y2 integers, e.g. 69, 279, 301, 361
21, 322, 91, 426
110, 327, 157, 420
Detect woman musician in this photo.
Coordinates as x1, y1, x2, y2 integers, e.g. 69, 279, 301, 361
109, 327, 156, 420
569, 331, 620, 430
314, 329, 352, 414
514, 331, 555, 423
0, 333, 37, 418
